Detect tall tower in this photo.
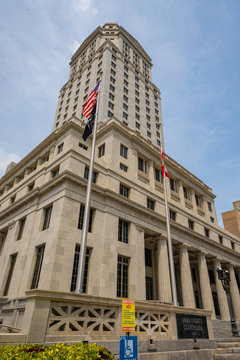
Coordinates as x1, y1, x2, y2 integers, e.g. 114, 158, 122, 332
53, 23, 163, 149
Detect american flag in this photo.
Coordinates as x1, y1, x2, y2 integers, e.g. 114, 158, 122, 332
82, 80, 101, 119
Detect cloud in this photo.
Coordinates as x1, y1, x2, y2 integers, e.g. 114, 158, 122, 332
69, 40, 81, 54
71, 0, 98, 14
0, 147, 21, 178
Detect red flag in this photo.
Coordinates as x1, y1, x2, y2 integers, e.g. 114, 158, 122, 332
82, 80, 101, 119
161, 149, 170, 178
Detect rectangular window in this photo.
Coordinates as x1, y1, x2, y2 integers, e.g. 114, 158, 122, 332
123, 87, 128, 94
183, 186, 190, 200
70, 245, 90, 293
208, 201, 212, 212
108, 110, 113, 118
146, 276, 154, 300
124, 79, 128, 87
231, 241, 235, 250
135, 113, 140, 120
57, 143, 64, 154
3, 254, 17, 295
147, 122, 151, 129
109, 92, 115, 101
110, 84, 115, 92
219, 235, 223, 244
195, 194, 201, 207
120, 163, 128, 172
147, 131, 151, 138
123, 95, 128, 102
170, 178, 177, 192
123, 112, 128, 120
155, 168, 163, 183
108, 101, 114, 110
98, 143, 105, 158
111, 69, 116, 76
135, 122, 140, 129
117, 255, 129, 298
84, 167, 97, 183
123, 103, 128, 111
42, 205, 52, 231
78, 205, 94, 233
135, 97, 140, 104
120, 144, 128, 159
138, 157, 147, 173
110, 76, 115, 84
17, 218, 26, 240
204, 228, 209, 238
124, 72, 128, 79
30, 245, 45, 289
147, 198, 155, 210
188, 219, 194, 230
51, 167, 59, 178
135, 105, 140, 112
120, 184, 129, 198
210, 216, 214, 223
28, 182, 35, 192
111, 61, 116, 69
118, 219, 129, 243
169, 210, 176, 221
79, 142, 88, 150
145, 248, 152, 267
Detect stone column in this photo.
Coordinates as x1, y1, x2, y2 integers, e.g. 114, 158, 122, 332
133, 225, 146, 300
229, 264, 240, 322
213, 259, 230, 320
197, 252, 215, 318
179, 245, 195, 308
157, 238, 172, 303
148, 161, 155, 189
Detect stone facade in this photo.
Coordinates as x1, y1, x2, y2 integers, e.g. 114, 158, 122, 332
222, 201, 240, 237
0, 23, 240, 357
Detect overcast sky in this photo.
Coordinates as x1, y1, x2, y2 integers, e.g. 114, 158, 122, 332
0, 0, 240, 227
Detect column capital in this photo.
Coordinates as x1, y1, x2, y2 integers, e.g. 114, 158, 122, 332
132, 147, 138, 156
135, 224, 145, 233
196, 250, 208, 258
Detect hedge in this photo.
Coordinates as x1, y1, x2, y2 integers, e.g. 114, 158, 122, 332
0, 342, 115, 359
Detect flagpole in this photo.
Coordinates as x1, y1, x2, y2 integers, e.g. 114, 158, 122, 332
76, 77, 102, 294
160, 125, 178, 306
163, 170, 178, 306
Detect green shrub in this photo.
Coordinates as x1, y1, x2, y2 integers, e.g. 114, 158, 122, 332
0, 342, 115, 359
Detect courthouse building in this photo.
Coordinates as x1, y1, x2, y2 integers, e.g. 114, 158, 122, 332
0, 23, 240, 357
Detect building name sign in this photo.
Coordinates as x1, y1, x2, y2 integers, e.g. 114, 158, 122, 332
176, 314, 209, 339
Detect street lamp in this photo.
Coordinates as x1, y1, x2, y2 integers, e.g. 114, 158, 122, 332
216, 267, 239, 337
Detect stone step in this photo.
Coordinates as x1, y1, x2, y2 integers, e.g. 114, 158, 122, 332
217, 342, 240, 348
215, 347, 240, 354
214, 355, 240, 360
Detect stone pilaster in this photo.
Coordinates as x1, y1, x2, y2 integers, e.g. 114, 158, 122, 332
197, 252, 215, 318
213, 259, 230, 320
228, 264, 240, 322
133, 225, 146, 300
179, 245, 195, 308
157, 238, 172, 303
148, 161, 155, 189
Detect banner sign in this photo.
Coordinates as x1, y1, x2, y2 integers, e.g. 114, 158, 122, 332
122, 299, 135, 332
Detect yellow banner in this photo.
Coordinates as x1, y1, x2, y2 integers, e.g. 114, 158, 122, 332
122, 298, 135, 332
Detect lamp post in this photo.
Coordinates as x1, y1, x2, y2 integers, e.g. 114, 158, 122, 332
216, 267, 239, 336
